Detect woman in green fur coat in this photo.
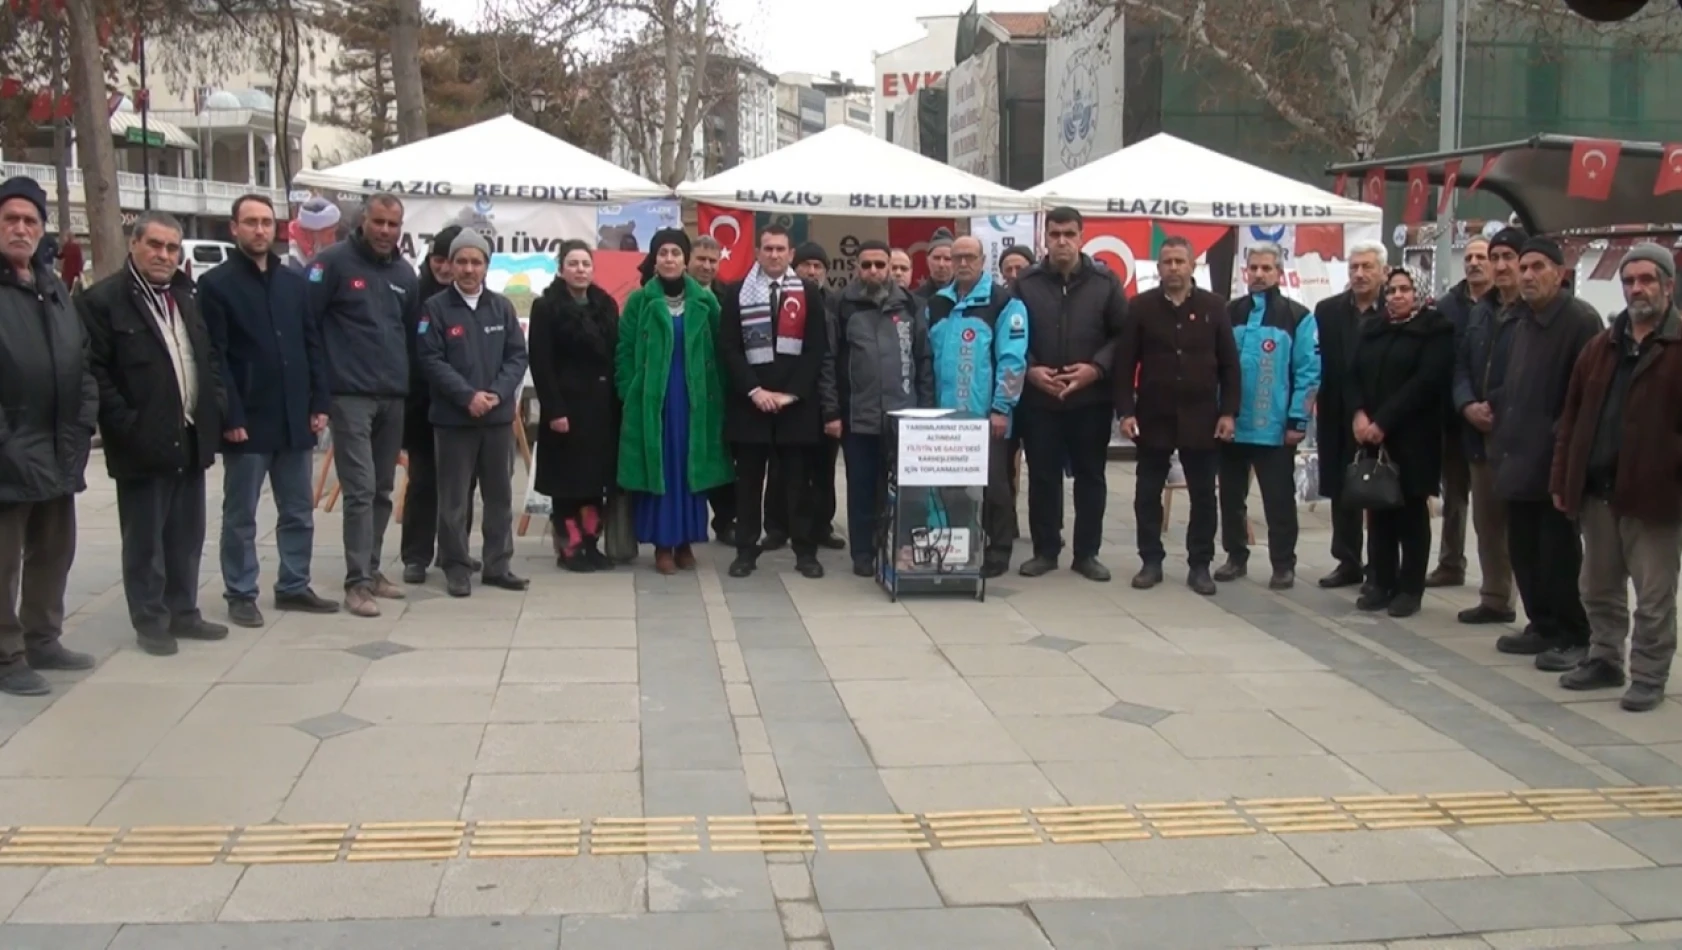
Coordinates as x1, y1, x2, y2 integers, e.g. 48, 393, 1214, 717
615, 229, 733, 574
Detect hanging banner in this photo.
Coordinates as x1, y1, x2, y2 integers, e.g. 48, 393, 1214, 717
947, 44, 1001, 183
595, 199, 680, 252
404, 196, 595, 328
969, 214, 1037, 281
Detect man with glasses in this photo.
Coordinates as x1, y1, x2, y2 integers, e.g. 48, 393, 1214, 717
1012, 207, 1128, 582
83, 211, 228, 656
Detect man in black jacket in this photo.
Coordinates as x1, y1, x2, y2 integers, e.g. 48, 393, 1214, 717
1450, 228, 1524, 625
1314, 241, 1386, 590
308, 194, 419, 618
401, 224, 468, 584
200, 194, 338, 629
1491, 237, 1603, 671
1427, 236, 1493, 589
1013, 206, 1128, 582
0, 177, 98, 695
83, 211, 228, 656
717, 227, 830, 579
415, 229, 530, 598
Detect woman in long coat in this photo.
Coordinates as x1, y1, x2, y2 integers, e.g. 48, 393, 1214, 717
529, 239, 620, 571
615, 229, 733, 574
1348, 266, 1455, 618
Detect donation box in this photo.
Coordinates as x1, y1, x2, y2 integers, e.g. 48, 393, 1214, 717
877, 410, 990, 601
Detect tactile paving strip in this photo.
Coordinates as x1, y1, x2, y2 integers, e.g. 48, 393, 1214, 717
4, 785, 1680, 866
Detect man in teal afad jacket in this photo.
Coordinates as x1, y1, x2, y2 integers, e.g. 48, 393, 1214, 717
1214, 241, 1321, 590
926, 236, 1029, 577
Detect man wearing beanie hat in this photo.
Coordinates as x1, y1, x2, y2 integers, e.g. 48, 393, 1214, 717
1549, 243, 1682, 711
1449, 226, 1525, 627
1488, 234, 1602, 673
998, 244, 1034, 287
400, 223, 472, 583
415, 226, 530, 598
912, 228, 956, 302
0, 175, 99, 694
284, 196, 341, 272
307, 193, 420, 617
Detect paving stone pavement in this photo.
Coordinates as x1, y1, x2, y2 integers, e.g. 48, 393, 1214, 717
3, 455, 1682, 947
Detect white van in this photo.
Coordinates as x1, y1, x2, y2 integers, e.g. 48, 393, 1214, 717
180, 240, 236, 282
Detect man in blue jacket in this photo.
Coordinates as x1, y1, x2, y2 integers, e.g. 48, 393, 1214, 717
1215, 242, 1320, 590
201, 195, 339, 628
927, 235, 1029, 578
306, 194, 419, 618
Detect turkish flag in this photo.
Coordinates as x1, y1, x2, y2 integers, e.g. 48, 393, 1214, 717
1332, 172, 1348, 198
1403, 164, 1429, 225
1081, 218, 1153, 295
1438, 159, 1461, 215
54, 94, 72, 120
1566, 138, 1621, 201
888, 218, 955, 287
27, 89, 51, 123
1655, 143, 1682, 196
697, 203, 753, 284
1467, 153, 1498, 193
1362, 169, 1385, 207
1294, 225, 1344, 260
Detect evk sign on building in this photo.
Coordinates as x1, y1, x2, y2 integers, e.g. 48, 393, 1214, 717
1043, 0, 1126, 178
947, 45, 1001, 183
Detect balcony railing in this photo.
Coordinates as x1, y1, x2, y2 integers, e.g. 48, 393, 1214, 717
0, 161, 288, 218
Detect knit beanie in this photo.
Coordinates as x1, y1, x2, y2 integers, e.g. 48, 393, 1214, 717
1488, 227, 1527, 257
430, 225, 463, 260
0, 176, 48, 221
1620, 242, 1677, 283
999, 244, 1035, 268
449, 228, 492, 261
794, 242, 829, 268
1519, 237, 1565, 267
928, 228, 954, 250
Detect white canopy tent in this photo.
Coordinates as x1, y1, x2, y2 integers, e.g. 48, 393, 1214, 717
677, 125, 1038, 217
292, 115, 671, 205
1029, 133, 1382, 226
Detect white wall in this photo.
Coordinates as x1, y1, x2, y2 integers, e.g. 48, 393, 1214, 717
1043, 0, 1126, 179
873, 16, 960, 137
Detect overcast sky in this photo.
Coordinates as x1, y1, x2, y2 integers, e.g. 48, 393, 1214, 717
424, 0, 1054, 85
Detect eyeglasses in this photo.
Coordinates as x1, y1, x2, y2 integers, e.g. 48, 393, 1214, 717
858, 260, 888, 270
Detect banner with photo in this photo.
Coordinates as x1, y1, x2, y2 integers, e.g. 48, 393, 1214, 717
596, 199, 682, 253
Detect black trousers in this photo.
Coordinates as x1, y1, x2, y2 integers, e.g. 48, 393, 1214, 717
1018, 402, 1113, 561
1367, 497, 1431, 596
1508, 499, 1590, 647
1218, 442, 1299, 569
1136, 447, 1218, 569
1330, 499, 1365, 573
116, 466, 207, 636
709, 484, 737, 536
734, 442, 816, 557
401, 439, 473, 569
766, 438, 839, 539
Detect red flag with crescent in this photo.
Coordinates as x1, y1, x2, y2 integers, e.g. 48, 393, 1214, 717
698, 203, 753, 283
1080, 218, 1152, 295
1402, 164, 1429, 225
1655, 143, 1682, 197
1438, 159, 1461, 216
1566, 139, 1621, 202
1361, 169, 1385, 207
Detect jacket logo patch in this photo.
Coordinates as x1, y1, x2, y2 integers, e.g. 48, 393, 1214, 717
447, 324, 466, 338
308, 264, 325, 283
1261, 339, 1277, 353
962, 328, 977, 342
350, 277, 367, 291
417, 319, 430, 336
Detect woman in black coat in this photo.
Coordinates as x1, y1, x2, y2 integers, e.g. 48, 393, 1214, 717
1348, 267, 1455, 617
528, 240, 621, 571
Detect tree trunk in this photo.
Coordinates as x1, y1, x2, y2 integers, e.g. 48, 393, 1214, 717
49, 17, 73, 241
390, 0, 428, 144
64, 0, 122, 281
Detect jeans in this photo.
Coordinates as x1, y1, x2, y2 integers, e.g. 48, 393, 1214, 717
221, 449, 315, 602
0, 496, 76, 671
116, 468, 207, 635
842, 433, 885, 562
436, 425, 516, 579
1218, 442, 1299, 570
1018, 402, 1112, 561
329, 395, 404, 589
1136, 447, 1218, 568
1507, 499, 1589, 647
1368, 496, 1431, 596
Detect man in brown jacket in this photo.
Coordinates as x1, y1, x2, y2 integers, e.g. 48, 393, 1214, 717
1550, 244, 1682, 713
1116, 237, 1239, 594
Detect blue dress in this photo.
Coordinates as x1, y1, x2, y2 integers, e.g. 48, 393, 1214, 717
633, 312, 711, 547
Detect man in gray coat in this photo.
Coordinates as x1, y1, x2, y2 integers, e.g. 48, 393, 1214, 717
0, 176, 99, 696
416, 229, 530, 598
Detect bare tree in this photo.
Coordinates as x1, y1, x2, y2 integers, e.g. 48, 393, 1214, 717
63, 0, 123, 279
1079, 0, 1682, 159
391, 0, 429, 143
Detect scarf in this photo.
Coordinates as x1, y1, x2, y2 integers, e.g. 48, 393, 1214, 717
740, 263, 807, 366
127, 258, 197, 420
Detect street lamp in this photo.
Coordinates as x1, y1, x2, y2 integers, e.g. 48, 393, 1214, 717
530, 90, 550, 117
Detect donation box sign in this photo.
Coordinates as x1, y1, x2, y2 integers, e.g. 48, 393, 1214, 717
896, 416, 990, 487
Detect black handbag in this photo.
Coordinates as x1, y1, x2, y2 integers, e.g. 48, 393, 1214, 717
1343, 446, 1403, 511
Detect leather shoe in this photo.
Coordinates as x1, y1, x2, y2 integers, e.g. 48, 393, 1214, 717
1072, 558, 1111, 583
227, 599, 265, 628
1018, 556, 1057, 578
1386, 593, 1422, 618
1213, 559, 1247, 582
137, 631, 179, 656
1267, 568, 1295, 591
760, 533, 788, 552
1535, 644, 1588, 673
276, 589, 340, 614
795, 555, 824, 579
446, 574, 472, 598
819, 532, 848, 550
402, 563, 427, 585
727, 553, 757, 578
852, 557, 874, 578
1560, 657, 1625, 692
981, 556, 1010, 579
1424, 567, 1464, 588
1132, 563, 1164, 589
171, 617, 229, 641
1318, 564, 1364, 589
1458, 604, 1517, 625
1496, 628, 1550, 655
481, 573, 530, 592
1622, 681, 1666, 712
25, 642, 95, 671
1356, 588, 1394, 612
0, 667, 51, 696
1187, 566, 1216, 596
